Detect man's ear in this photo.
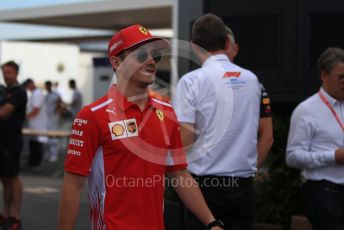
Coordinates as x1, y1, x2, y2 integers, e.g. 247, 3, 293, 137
191, 42, 199, 54
110, 56, 122, 70
320, 70, 327, 81
225, 36, 230, 51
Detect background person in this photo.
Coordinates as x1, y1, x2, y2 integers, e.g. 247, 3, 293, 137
0, 61, 27, 230
67, 79, 82, 119
44, 80, 62, 162
173, 14, 261, 230
23, 78, 47, 168
286, 47, 344, 230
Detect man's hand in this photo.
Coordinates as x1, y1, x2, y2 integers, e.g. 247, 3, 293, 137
335, 148, 344, 164
167, 170, 218, 227
0, 103, 14, 120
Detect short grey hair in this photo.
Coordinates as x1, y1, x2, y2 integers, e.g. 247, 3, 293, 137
225, 26, 236, 44
317, 47, 344, 75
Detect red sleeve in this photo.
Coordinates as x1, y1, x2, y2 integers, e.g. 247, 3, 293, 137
166, 110, 188, 173
64, 107, 101, 176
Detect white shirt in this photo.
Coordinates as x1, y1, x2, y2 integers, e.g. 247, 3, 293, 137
173, 54, 261, 177
27, 88, 47, 142
70, 89, 83, 118
45, 91, 60, 130
286, 87, 344, 185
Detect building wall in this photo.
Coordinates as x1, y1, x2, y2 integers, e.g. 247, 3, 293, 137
0, 41, 105, 106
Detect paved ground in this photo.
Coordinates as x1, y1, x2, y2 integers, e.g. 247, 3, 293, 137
0, 157, 91, 230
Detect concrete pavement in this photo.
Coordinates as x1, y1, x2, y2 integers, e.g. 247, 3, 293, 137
0, 160, 90, 230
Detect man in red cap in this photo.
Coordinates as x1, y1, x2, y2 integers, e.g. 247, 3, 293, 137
58, 24, 223, 230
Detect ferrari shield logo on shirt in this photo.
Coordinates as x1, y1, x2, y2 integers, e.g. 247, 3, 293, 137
108, 119, 138, 140
156, 110, 164, 121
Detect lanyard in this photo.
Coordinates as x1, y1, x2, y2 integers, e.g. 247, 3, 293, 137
318, 90, 344, 132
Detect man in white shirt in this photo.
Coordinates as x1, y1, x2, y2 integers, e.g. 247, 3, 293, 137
286, 47, 344, 230
44, 81, 61, 162
24, 79, 47, 168
173, 14, 261, 230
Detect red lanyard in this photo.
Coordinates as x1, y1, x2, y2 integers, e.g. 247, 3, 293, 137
318, 90, 344, 132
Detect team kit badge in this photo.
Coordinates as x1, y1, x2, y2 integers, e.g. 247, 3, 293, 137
108, 119, 138, 140
156, 110, 164, 121
112, 124, 125, 137
139, 26, 148, 35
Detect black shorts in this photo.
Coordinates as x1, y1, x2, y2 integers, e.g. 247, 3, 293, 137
0, 140, 22, 177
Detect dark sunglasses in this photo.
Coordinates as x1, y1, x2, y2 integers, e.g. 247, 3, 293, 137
120, 49, 162, 63
135, 49, 162, 63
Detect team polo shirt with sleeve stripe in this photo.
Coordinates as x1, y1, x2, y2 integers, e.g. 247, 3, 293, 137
64, 85, 187, 230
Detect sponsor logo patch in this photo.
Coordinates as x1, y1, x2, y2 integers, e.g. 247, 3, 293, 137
67, 149, 81, 156
112, 124, 125, 137
71, 129, 83, 137
110, 40, 123, 52
223, 72, 241, 78
73, 118, 88, 126
69, 138, 84, 147
263, 98, 270, 105
106, 107, 116, 115
126, 119, 138, 137
108, 119, 138, 140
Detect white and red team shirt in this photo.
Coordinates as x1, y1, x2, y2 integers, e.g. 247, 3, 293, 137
65, 85, 187, 230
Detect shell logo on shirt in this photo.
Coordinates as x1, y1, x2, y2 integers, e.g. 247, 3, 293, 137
108, 119, 139, 140
112, 124, 125, 136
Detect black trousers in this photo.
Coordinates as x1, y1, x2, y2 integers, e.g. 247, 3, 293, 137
186, 175, 255, 230
28, 139, 44, 167
0, 139, 22, 177
303, 180, 344, 230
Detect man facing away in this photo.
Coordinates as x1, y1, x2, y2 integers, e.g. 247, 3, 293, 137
68, 79, 83, 119
0, 61, 27, 230
173, 14, 261, 230
286, 47, 344, 230
58, 24, 224, 230
23, 79, 47, 168
44, 80, 62, 162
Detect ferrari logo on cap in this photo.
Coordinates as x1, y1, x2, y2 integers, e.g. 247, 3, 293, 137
156, 110, 164, 121
139, 26, 148, 35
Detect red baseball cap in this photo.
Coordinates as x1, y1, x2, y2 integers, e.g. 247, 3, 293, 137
108, 24, 170, 58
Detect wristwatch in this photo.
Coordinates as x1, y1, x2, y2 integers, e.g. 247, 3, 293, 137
207, 219, 224, 229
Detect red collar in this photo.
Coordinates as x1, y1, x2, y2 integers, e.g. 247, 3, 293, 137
108, 85, 156, 112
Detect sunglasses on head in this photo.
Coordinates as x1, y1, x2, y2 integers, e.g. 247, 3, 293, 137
120, 49, 162, 63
